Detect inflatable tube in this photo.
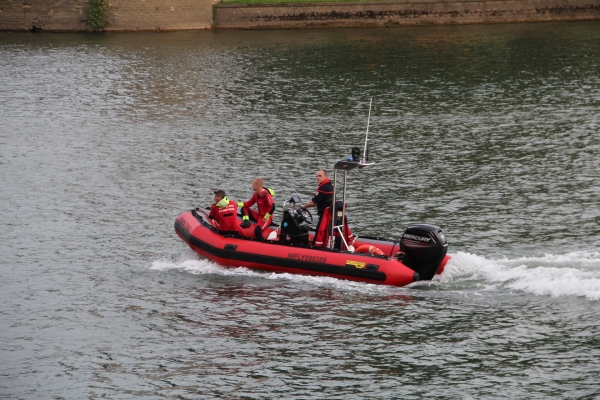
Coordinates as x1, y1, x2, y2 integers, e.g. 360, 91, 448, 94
174, 209, 421, 287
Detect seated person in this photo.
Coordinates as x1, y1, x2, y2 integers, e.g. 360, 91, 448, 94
237, 177, 275, 240
209, 189, 244, 235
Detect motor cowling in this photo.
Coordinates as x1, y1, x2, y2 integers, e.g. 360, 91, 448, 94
399, 224, 448, 281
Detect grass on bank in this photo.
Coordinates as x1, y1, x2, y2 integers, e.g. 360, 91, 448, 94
221, 0, 392, 5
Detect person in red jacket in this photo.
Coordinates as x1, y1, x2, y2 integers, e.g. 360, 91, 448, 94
209, 189, 244, 236
237, 177, 275, 240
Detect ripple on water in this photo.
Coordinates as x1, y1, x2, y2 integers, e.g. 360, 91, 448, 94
1, 23, 600, 398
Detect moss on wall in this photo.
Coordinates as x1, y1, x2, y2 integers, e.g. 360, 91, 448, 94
87, 0, 109, 29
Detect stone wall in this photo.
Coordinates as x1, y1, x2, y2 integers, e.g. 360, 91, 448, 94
1, 0, 599, 31
0, 0, 216, 31
0, 0, 87, 31
109, 0, 216, 31
214, 0, 600, 29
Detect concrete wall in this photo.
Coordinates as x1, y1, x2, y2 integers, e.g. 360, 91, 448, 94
1, 0, 599, 31
0, 0, 87, 31
0, 0, 216, 32
214, 0, 600, 29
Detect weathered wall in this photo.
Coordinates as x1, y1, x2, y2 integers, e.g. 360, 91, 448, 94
109, 0, 216, 31
1, 0, 599, 31
0, 0, 216, 32
214, 0, 600, 29
0, 0, 87, 31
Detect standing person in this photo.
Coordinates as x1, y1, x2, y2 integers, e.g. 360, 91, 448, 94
209, 189, 244, 235
301, 169, 333, 230
237, 177, 275, 240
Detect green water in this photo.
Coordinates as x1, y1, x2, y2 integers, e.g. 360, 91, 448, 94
1, 22, 600, 398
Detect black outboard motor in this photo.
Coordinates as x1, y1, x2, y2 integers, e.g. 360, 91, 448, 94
399, 224, 448, 281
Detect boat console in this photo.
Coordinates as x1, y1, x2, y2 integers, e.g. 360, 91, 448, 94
279, 195, 313, 245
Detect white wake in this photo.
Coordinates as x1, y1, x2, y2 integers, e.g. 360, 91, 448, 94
438, 251, 600, 300
150, 249, 600, 299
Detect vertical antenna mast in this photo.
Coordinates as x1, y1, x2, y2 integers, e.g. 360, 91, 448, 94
363, 97, 372, 161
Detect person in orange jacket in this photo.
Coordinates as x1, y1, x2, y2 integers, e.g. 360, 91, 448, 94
209, 189, 244, 236
237, 177, 275, 240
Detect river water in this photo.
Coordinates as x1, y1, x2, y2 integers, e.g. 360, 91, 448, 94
1, 22, 600, 398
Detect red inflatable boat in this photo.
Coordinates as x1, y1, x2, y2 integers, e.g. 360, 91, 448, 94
175, 156, 449, 287
175, 207, 449, 287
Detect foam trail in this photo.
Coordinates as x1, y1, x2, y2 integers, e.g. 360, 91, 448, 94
150, 252, 398, 295
152, 251, 600, 299
437, 251, 600, 300
151, 255, 262, 278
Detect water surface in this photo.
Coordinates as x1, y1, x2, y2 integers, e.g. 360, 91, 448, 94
1, 23, 600, 398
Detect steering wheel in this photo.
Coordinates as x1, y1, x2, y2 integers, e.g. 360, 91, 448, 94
298, 207, 313, 225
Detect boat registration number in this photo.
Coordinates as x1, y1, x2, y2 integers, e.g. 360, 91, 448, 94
177, 216, 192, 232
287, 253, 327, 263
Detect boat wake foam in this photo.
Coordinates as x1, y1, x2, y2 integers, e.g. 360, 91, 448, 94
150, 250, 398, 294
438, 251, 600, 300
151, 250, 600, 299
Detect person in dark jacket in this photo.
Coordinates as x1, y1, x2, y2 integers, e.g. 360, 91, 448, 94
301, 169, 333, 234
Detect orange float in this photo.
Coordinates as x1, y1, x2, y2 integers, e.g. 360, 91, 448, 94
354, 245, 384, 256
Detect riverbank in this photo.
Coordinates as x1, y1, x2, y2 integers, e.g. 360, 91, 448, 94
215, 0, 600, 29
0, 0, 599, 31
0, 0, 216, 32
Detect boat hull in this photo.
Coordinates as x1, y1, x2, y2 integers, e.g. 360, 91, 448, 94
175, 210, 449, 287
